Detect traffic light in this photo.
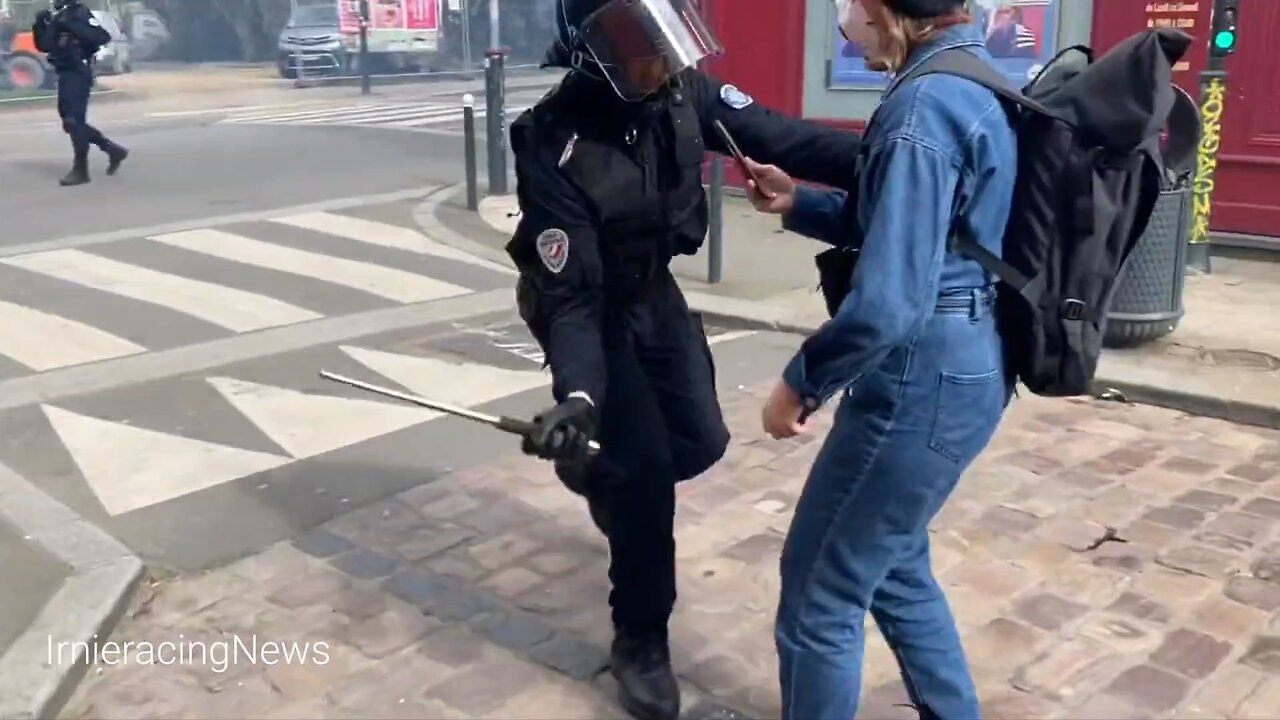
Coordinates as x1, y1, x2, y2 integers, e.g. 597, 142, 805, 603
1210, 2, 1238, 57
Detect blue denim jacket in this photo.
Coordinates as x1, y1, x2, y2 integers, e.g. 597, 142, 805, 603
780, 23, 1017, 408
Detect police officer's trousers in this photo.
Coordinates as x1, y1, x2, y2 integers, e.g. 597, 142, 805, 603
574, 271, 729, 636
774, 287, 1013, 720
57, 68, 111, 165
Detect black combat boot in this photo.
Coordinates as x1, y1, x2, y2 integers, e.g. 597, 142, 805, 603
105, 143, 128, 175
611, 629, 680, 720
60, 158, 89, 186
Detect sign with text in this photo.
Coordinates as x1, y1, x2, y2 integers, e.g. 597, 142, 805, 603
1091, 0, 1212, 95
339, 0, 441, 52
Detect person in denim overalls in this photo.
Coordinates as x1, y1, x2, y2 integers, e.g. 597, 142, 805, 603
744, 0, 1018, 717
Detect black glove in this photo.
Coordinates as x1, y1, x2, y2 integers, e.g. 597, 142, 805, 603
521, 396, 596, 463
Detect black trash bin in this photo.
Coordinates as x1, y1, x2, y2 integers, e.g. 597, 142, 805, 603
1104, 86, 1201, 348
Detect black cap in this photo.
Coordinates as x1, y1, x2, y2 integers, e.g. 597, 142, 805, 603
884, 0, 966, 18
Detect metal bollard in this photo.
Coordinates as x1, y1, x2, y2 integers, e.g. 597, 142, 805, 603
708, 157, 724, 284
359, 0, 372, 95
463, 93, 479, 211
484, 49, 508, 195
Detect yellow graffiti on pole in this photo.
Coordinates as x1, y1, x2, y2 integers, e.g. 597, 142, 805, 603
1190, 76, 1225, 245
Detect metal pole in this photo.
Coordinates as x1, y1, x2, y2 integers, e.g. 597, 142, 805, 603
699, 0, 723, 283
484, 0, 507, 195
708, 157, 724, 284
359, 0, 372, 95
460, 0, 473, 69
1188, 0, 1238, 274
463, 93, 479, 211
488, 0, 499, 50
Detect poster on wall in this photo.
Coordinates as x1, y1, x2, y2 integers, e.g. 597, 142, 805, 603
338, 0, 441, 52
829, 0, 1060, 90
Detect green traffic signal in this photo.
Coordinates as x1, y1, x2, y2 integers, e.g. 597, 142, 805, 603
1214, 30, 1236, 50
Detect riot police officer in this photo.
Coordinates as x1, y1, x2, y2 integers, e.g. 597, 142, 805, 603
507, 1, 862, 717
33, 0, 128, 186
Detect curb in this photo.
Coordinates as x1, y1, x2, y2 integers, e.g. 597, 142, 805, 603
420, 184, 1280, 432
1088, 367, 1280, 431
0, 462, 144, 720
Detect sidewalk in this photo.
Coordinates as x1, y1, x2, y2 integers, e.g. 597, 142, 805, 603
59, 372, 1280, 718
457, 189, 1280, 430
33, 185, 1280, 719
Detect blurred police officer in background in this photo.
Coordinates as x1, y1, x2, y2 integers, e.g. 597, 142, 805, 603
33, 0, 128, 186
506, 0, 862, 717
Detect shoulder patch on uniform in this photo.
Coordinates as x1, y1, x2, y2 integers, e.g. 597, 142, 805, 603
536, 229, 569, 274
719, 84, 753, 110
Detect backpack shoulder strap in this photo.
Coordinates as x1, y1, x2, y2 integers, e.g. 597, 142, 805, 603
901, 47, 1055, 118
895, 48, 1042, 294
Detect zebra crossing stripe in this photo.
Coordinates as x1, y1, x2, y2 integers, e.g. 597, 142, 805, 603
271, 212, 515, 275
224, 102, 446, 124
296, 106, 459, 125
0, 299, 145, 371
0, 249, 321, 332
149, 228, 473, 304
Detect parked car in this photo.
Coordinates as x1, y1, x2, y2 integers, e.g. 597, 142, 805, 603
277, 2, 347, 78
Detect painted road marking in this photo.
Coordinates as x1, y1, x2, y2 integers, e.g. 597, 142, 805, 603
1, 249, 321, 332
42, 404, 290, 516
0, 300, 145, 370
207, 375, 434, 459
339, 345, 549, 402
272, 211, 516, 275
150, 228, 472, 304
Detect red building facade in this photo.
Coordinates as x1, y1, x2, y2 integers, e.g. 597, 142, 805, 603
701, 0, 1280, 242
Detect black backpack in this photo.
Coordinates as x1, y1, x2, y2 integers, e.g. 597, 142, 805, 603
815, 29, 1196, 397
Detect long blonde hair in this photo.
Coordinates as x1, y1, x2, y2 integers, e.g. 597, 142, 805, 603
865, 4, 972, 73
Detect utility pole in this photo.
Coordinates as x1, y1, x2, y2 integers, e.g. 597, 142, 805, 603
484, 0, 507, 194
1188, 0, 1240, 273
359, 0, 371, 95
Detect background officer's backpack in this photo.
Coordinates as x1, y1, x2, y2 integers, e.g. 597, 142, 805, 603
818, 29, 1196, 397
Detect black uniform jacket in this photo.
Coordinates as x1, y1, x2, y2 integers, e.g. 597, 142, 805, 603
33, 3, 109, 71
507, 68, 863, 409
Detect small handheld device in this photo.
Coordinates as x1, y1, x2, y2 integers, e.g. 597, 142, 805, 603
712, 119, 765, 188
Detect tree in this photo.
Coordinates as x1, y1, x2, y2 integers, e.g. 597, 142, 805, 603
209, 0, 291, 61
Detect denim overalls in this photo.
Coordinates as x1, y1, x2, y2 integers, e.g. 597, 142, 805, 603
774, 24, 1017, 720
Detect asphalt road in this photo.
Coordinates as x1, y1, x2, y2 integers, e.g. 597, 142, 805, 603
0, 82, 552, 247
0, 89, 793, 573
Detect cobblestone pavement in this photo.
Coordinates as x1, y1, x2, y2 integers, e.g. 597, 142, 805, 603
61, 382, 1280, 719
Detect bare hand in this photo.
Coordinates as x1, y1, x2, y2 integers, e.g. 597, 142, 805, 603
744, 158, 796, 215
761, 379, 808, 439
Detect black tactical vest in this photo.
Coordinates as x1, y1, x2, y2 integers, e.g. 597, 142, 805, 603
524, 77, 709, 300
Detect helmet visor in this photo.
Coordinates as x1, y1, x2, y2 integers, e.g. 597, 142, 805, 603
578, 0, 723, 101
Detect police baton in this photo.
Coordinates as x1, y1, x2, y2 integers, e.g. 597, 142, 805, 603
318, 371, 600, 455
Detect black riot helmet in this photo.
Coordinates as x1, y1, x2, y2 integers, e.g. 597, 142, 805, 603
549, 0, 724, 102
52, 0, 76, 9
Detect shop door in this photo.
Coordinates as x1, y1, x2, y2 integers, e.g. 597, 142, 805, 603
1211, 1, 1280, 237
1091, 1, 1280, 238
